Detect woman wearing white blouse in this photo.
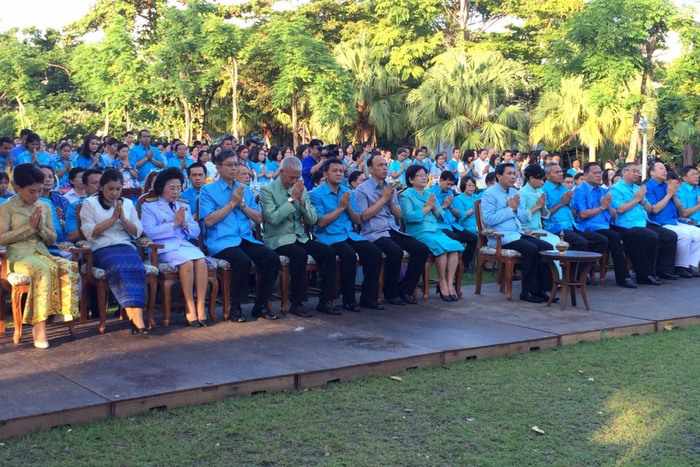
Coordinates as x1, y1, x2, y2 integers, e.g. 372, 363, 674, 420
80, 169, 148, 335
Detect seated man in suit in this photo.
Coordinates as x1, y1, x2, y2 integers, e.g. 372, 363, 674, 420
480, 163, 552, 303
310, 158, 383, 311
645, 161, 700, 277
260, 156, 337, 317
609, 163, 675, 285
572, 162, 636, 288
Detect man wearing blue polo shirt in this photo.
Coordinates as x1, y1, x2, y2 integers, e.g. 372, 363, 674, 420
181, 162, 207, 219
674, 165, 700, 225
610, 163, 675, 285
129, 129, 166, 182
543, 163, 605, 254
15, 133, 54, 166
301, 139, 324, 191
573, 162, 636, 288
199, 150, 280, 321
309, 158, 383, 311
167, 142, 194, 180
645, 161, 700, 277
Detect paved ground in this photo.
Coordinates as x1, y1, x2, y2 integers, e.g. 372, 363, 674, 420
1, 276, 698, 438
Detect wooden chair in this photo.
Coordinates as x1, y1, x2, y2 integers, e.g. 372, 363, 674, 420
473, 199, 525, 300
0, 246, 80, 344
421, 254, 465, 300
139, 198, 220, 326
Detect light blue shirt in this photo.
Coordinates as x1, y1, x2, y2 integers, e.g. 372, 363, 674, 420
543, 180, 575, 233
309, 182, 364, 245
610, 180, 648, 228
480, 184, 529, 246
129, 144, 165, 182
572, 181, 611, 231
399, 187, 444, 237
40, 195, 66, 243
15, 150, 54, 166
199, 179, 261, 255
141, 197, 201, 254
519, 183, 549, 232
354, 178, 401, 242
181, 187, 201, 218
452, 193, 479, 233
429, 184, 460, 231
72, 154, 103, 170
677, 182, 700, 224
65, 200, 82, 239
166, 155, 195, 176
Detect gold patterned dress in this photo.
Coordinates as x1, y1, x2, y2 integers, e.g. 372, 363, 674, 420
0, 195, 79, 324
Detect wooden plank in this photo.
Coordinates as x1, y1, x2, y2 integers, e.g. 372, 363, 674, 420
442, 337, 559, 364
0, 404, 110, 440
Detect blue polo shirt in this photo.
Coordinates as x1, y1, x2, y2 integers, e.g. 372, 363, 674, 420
572, 181, 611, 231
610, 180, 648, 228
167, 155, 194, 173
309, 182, 364, 245
65, 200, 82, 238
72, 154, 101, 170
677, 182, 700, 223
645, 178, 678, 225
301, 155, 318, 191
543, 180, 575, 233
199, 179, 261, 255
181, 186, 200, 217
129, 144, 165, 182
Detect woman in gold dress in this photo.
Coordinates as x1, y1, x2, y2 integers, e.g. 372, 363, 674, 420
0, 164, 79, 349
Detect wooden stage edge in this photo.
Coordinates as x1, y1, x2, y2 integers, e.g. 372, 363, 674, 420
2, 315, 698, 440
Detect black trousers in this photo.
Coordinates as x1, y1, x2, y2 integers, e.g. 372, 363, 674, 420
502, 235, 552, 296
214, 240, 280, 310
444, 228, 478, 267
612, 226, 660, 279
331, 239, 382, 305
646, 223, 678, 275
593, 228, 629, 284
276, 240, 336, 306
373, 230, 430, 300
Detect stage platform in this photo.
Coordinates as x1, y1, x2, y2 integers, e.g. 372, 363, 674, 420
1, 278, 699, 439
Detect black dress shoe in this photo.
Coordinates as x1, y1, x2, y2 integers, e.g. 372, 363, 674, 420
359, 301, 384, 310
289, 304, 313, 318
253, 306, 279, 320
317, 302, 342, 315
658, 272, 679, 280
399, 292, 418, 305
676, 267, 694, 278
386, 297, 406, 306
342, 303, 360, 312
520, 292, 545, 303
230, 308, 246, 322
639, 276, 662, 286
196, 320, 208, 327
533, 292, 558, 303
617, 278, 638, 289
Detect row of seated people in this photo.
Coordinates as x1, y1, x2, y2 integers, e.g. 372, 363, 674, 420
481, 161, 700, 301
0, 151, 482, 349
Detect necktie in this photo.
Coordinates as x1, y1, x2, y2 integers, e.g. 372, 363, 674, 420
169, 202, 176, 212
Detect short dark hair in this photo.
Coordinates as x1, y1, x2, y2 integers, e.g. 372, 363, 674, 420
397, 147, 409, 156
574, 173, 584, 182
523, 164, 545, 181
82, 169, 103, 185
309, 139, 324, 149
485, 172, 497, 185
68, 167, 85, 186
459, 175, 476, 193
100, 168, 123, 188
322, 158, 344, 173
25, 132, 40, 145
681, 165, 698, 177
187, 162, 207, 176
366, 153, 382, 169
583, 162, 600, 174
153, 167, 184, 196
348, 170, 363, 185
495, 162, 515, 176
405, 164, 427, 188
13, 163, 45, 188
138, 129, 150, 138
0, 136, 12, 146
0, 171, 10, 183
216, 150, 237, 165
439, 170, 457, 183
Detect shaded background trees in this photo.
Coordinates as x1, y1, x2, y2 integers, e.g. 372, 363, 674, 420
0, 0, 697, 164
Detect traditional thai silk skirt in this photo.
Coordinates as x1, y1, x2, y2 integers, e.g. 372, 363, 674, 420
93, 243, 146, 308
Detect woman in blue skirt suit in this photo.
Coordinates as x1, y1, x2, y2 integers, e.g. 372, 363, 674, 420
399, 165, 464, 301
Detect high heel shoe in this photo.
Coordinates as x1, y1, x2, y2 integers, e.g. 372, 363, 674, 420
130, 321, 149, 336
196, 319, 208, 327
449, 294, 459, 302
438, 287, 451, 302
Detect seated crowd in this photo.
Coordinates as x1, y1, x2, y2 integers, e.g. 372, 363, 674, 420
1, 129, 699, 350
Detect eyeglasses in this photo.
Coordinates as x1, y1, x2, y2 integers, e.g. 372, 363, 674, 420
165, 184, 182, 190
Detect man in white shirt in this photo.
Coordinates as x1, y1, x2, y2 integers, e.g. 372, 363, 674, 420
473, 149, 492, 190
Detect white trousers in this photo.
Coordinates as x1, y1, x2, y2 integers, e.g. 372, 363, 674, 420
663, 223, 700, 268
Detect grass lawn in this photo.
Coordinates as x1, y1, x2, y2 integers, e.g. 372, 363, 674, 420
2, 326, 699, 466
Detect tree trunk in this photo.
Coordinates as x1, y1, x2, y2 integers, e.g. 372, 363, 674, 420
683, 143, 695, 167
125, 109, 132, 131
459, 0, 470, 41
626, 38, 655, 162
229, 58, 239, 139
291, 95, 299, 149
15, 96, 28, 128
103, 98, 110, 136
180, 97, 192, 145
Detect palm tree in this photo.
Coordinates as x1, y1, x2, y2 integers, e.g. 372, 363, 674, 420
530, 76, 628, 162
335, 34, 408, 144
407, 49, 528, 151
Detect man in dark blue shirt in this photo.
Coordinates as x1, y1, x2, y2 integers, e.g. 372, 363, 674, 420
301, 139, 324, 191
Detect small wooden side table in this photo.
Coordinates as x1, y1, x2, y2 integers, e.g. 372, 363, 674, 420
540, 250, 602, 310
